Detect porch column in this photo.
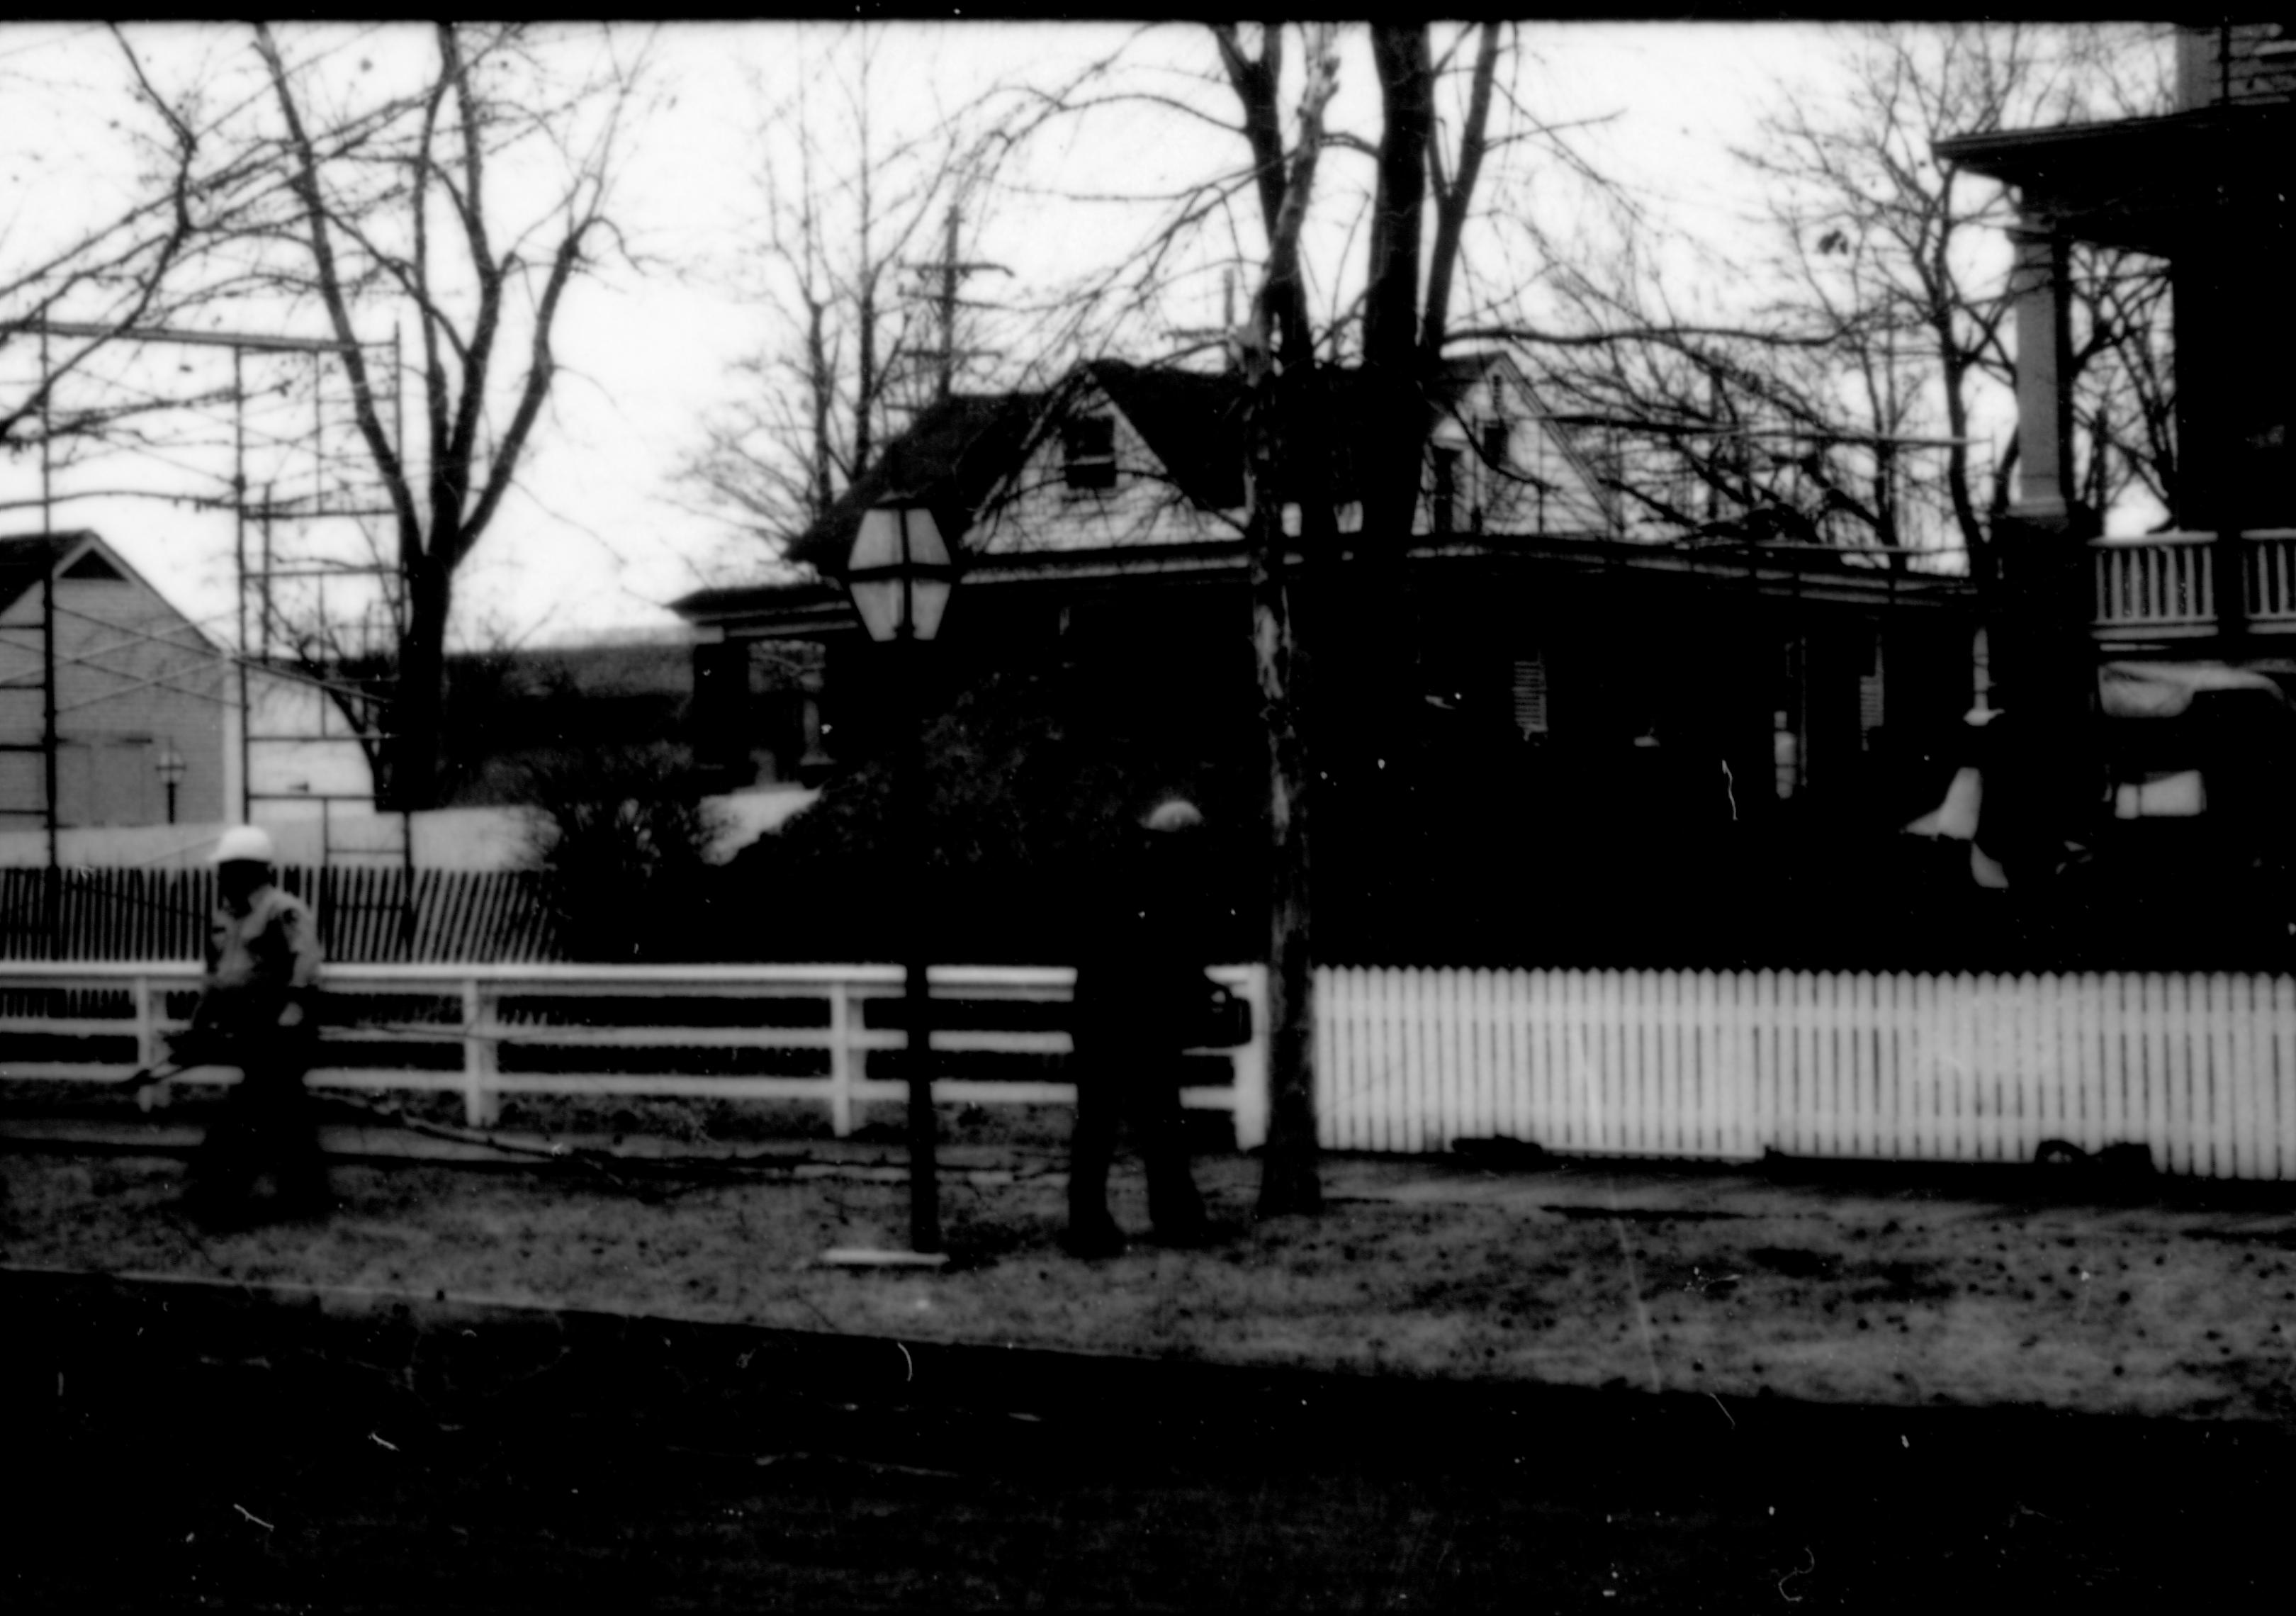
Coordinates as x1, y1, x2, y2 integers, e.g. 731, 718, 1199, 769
2008, 221, 2073, 524
1991, 218, 2095, 882
2174, 234, 2256, 646
797, 659, 833, 782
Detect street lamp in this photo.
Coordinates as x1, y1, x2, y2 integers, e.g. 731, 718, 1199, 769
154, 741, 186, 825
845, 500, 957, 1259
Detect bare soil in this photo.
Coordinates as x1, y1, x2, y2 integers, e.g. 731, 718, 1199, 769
8, 1096, 2296, 1427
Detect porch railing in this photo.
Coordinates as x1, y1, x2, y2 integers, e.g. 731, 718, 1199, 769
2091, 529, 2296, 636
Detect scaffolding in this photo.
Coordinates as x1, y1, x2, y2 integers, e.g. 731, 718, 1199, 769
1, 316, 414, 955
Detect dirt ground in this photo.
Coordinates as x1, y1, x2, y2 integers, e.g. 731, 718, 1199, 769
6, 1101, 2296, 1427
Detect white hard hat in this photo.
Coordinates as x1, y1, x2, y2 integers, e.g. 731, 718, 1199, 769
1140, 797, 1204, 834
212, 825, 276, 866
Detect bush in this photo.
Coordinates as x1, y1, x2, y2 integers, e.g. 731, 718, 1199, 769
522, 746, 733, 963
717, 664, 1261, 965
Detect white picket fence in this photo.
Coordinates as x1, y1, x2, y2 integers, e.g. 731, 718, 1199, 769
0, 962, 1271, 1148
1319, 967, 2296, 1179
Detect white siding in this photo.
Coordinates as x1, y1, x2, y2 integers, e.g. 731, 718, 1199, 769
0, 546, 229, 827
973, 378, 1236, 554
1426, 364, 1617, 538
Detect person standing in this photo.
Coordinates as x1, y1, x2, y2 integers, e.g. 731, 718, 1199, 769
1065, 795, 1220, 1257
176, 826, 330, 1225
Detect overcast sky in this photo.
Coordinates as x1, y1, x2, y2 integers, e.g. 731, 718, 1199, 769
2, 21, 1851, 651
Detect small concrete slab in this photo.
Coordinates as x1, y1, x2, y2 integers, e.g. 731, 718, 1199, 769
816, 1247, 952, 1270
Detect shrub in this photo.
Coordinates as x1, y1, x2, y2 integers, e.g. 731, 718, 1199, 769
522, 745, 733, 963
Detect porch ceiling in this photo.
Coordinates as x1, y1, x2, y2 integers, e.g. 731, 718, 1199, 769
1936, 104, 2295, 256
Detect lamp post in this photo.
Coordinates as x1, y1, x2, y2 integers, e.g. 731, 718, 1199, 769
154, 741, 186, 825
845, 500, 957, 1257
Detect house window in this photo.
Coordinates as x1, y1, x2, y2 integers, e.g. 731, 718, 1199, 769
1062, 415, 1118, 492
1432, 447, 1461, 534
1480, 418, 1509, 472
1772, 709, 1801, 800
1510, 653, 1548, 738
1858, 626, 1885, 751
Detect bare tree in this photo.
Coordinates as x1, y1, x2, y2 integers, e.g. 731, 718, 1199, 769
1207, 21, 1341, 1218
958, 21, 1569, 1215
247, 21, 652, 809
0, 27, 280, 484
1526, 23, 2177, 568
1192, 22, 1520, 1216
681, 26, 1001, 563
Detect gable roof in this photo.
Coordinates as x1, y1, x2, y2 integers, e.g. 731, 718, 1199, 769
0, 529, 227, 660
0, 531, 100, 614
760, 352, 1606, 585
1019, 352, 1561, 517
782, 393, 1043, 578
1071, 359, 1249, 510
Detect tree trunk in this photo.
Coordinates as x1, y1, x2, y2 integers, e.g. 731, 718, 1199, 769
1343, 24, 1438, 965
1363, 23, 1431, 553
1212, 20, 1340, 1220
1249, 361, 1321, 1220
387, 552, 453, 812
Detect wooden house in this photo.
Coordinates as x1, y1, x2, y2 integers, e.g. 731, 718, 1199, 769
673, 357, 1983, 961
1925, 21, 2296, 938
681, 359, 1974, 794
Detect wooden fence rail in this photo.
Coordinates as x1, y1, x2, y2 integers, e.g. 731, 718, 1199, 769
0, 961, 1271, 1148
1318, 966, 2296, 1179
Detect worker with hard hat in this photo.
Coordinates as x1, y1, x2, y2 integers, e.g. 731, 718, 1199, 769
174, 824, 330, 1225
1064, 792, 1228, 1257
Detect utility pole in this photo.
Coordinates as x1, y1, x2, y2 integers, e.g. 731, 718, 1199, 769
1170, 269, 1248, 369
907, 200, 1007, 402
38, 327, 58, 951
938, 205, 958, 402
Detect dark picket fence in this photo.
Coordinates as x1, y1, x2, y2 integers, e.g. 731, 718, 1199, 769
0, 865, 561, 964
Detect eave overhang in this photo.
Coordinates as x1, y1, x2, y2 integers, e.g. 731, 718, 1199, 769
1935, 103, 2295, 255
673, 536, 1976, 641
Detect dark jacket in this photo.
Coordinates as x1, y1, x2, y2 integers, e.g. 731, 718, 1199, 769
193, 885, 323, 1046
1073, 836, 1217, 1055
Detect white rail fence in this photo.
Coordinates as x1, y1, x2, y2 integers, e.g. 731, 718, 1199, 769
12, 963, 2296, 1180
0, 963, 1271, 1148
1319, 967, 2296, 1179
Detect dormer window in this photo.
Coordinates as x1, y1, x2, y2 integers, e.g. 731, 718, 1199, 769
1480, 418, 1509, 472
1062, 415, 1118, 492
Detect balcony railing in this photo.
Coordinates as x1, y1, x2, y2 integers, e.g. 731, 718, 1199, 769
2091, 530, 2296, 638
